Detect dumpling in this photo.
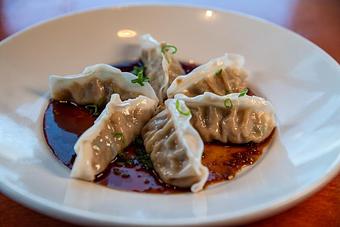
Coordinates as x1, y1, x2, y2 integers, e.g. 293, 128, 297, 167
175, 92, 276, 144
49, 64, 158, 106
142, 99, 208, 192
71, 94, 157, 181
167, 54, 248, 98
140, 34, 184, 102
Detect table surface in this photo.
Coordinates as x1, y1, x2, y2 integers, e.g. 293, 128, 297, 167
0, 0, 339, 226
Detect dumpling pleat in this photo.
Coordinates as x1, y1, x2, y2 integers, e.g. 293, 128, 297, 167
71, 94, 157, 181
142, 99, 208, 192
175, 92, 276, 144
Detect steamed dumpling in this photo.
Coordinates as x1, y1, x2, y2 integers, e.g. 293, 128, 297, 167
167, 54, 247, 98
71, 94, 157, 181
175, 92, 276, 144
142, 99, 208, 192
140, 34, 184, 102
49, 64, 158, 106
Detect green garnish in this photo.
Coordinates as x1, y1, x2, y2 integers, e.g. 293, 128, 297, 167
85, 104, 99, 116
136, 150, 153, 170
113, 132, 125, 144
133, 137, 153, 170
116, 152, 133, 166
131, 65, 144, 76
224, 98, 233, 108
214, 68, 223, 76
161, 44, 178, 54
126, 159, 134, 166
131, 65, 150, 86
175, 99, 191, 116
238, 88, 248, 97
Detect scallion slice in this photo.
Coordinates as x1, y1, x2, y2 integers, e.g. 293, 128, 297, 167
175, 99, 191, 116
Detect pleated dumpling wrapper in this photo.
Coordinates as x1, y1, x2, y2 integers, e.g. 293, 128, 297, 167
142, 99, 208, 192
49, 64, 158, 106
140, 34, 184, 102
175, 92, 276, 144
71, 94, 157, 181
167, 53, 247, 98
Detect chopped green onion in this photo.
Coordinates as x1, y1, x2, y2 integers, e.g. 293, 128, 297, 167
131, 65, 144, 76
113, 132, 123, 138
85, 104, 99, 116
224, 98, 233, 108
133, 137, 153, 170
175, 99, 191, 116
131, 65, 150, 86
238, 88, 248, 97
161, 44, 178, 54
136, 149, 153, 170
116, 152, 133, 166
113, 132, 125, 143
214, 68, 223, 76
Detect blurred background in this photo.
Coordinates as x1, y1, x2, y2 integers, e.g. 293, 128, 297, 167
0, 0, 339, 61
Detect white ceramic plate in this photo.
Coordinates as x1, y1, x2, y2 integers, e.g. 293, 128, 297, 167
0, 5, 339, 226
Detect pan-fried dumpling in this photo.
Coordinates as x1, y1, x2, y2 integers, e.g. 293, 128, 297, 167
71, 94, 157, 181
167, 54, 247, 98
140, 34, 184, 102
49, 64, 158, 106
142, 99, 208, 192
175, 92, 276, 144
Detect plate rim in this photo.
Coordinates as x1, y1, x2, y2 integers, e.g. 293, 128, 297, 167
2, 162, 339, 226
0, 3, 339, 226
1, 3, 339, 67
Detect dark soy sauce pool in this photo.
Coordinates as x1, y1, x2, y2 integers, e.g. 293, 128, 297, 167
43, 61, 272, 193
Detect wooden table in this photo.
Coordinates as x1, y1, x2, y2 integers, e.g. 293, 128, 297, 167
0, 0, 339, 226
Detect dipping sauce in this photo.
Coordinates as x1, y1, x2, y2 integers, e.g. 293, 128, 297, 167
43, 61, 273, 193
